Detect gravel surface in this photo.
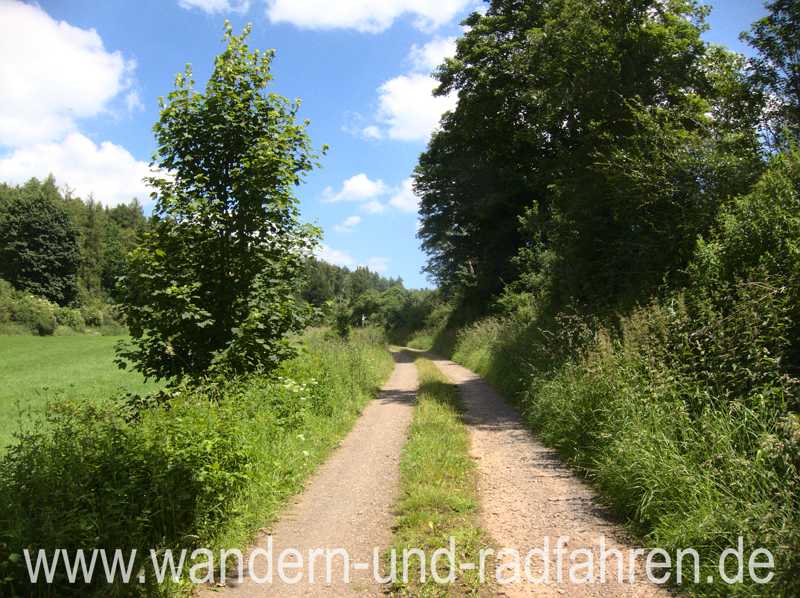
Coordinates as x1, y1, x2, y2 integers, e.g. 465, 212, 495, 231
198, 349, 675, 597
429, 355, 674, 598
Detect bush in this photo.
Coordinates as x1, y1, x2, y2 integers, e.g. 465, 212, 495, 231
434, 152, 800, 595
56, 307, 86, 332
447, 302, 799, 596
0, 329, 392, 596
0, 278, 125, 336
0, 281, 57, 336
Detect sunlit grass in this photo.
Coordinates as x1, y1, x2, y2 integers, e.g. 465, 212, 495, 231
388, 356, 491, 597
0, 335, 161, 448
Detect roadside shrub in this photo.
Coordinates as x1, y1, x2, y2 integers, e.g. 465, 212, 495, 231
427, 149, 800, 595
449, 302, 799, 596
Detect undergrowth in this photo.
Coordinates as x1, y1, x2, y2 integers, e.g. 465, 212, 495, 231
417, 151, 800, 596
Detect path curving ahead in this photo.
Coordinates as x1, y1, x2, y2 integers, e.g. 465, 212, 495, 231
428, 355, 674, 598
197, 350, 417, 597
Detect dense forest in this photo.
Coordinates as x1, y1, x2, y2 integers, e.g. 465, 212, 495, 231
0, 176, 147, 334
409, 0, 800, 594
0, 175, 429, 337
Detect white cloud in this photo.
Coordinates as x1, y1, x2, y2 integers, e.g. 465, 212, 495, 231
333, 215, 362, 233
265, 0, 472, 33
409, 37, 456, 73
355, 39, 458, 143
316, 244, 356, 268
322, 173, 389, 203
0, 2, 149, 207
366, 257, 390, 274
361, 200, 387, 214
322, 174, 418, 215
389, 178, 420, 213
375, 73, 457, 141
0, 133, 153, 207
361, 125, 383, 140
315, 245, 390, 275
125, 90, 145, 114
178, 0, 251, 14
0, 1, 136, 146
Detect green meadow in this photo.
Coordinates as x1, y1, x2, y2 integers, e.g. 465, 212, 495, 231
0, 336, 160, 448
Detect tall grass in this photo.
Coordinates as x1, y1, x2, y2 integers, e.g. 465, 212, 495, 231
417, 144, 800, 598
443, 305, 799, 597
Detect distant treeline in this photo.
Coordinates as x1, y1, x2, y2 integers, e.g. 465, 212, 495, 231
0, 175, 438, 336
0, 176, 148, 305
303, 258, 440, 338
0, 176, 147, 333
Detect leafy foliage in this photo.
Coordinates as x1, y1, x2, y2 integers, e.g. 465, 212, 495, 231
414, 2, 800, 595
62, 195, 149, 302
0, 176, 146, 335
301, 257, 441, 342
743, 0, 800, 145
118, 24, 322, 381
417, 0, 762, 310
302, 258, 403, 308
0, 177, 80, 306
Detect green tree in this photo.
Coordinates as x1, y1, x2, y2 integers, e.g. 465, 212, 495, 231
75, 196, 106, 297
102, 200, 148, 298
0, 177, 80, 305
743, 0, 800, 144
417, 0, 762, 312
118, 24, 322, 381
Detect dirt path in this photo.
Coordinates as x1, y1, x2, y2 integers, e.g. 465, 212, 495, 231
197, 350, 417, 597
428, 355, 674, 597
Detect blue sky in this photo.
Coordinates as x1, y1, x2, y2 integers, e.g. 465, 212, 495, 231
0, 0, 767, 288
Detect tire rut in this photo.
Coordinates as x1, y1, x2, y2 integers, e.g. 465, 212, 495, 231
428, 355, 675, 597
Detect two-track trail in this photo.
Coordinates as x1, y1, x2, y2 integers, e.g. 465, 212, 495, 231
197, 350, 417, 597
199, 348, 673, 597
428, 354, 673, 597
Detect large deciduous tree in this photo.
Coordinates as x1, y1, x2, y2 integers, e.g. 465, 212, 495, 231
416, 0, 763, 312
0, 176, 80, 305
744, 0, 800, 145
118, 24, 321, 381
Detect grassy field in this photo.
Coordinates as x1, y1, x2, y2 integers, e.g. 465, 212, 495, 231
0, 335, 160, 448
389, 355, 491, 596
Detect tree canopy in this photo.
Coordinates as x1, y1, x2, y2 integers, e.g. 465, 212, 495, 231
417, 0, 763, 313
743, 0, 800, 145
0, 177, 80, 306
118, 23, 322, 381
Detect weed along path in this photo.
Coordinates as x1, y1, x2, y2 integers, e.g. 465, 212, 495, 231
197, 350, 418, 597
428, 355, 674, 598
